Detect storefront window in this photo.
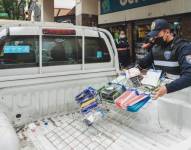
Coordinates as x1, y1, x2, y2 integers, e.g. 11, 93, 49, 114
105, 25, 128, 44
171, 21, 181, 36
133, 24, 150, 62
134, 24, 150, 43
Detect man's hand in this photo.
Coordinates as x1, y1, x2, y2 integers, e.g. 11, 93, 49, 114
153, 86, 167, 100
142, 43, 151, 49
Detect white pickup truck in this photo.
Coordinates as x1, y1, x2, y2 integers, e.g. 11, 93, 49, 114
0, 20, 191, 150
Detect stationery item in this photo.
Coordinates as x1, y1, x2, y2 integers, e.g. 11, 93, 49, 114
84, 108, 106, 126
141, 69, 162, 87
115, 90, 138, 109
126, 94, 150, 107
76, 87, 99, 114
127, 95, 151, 112
115, 89, 151, 112
75, 87, 97, 103
81, 101, 98, 114
80, 98, 96, 108
125, 68, 141, 78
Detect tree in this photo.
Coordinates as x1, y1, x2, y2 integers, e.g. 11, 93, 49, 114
0, 0, 8, 19
1, 0, 27, 20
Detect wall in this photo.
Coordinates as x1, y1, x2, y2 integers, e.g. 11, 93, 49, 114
42, 0, 54, 22
75, 0, 82, 16
76, 0, 82, 25
181, 14, 191, 39
37, 0, 54, 22
99, 0, 191, 24
81, 0, 98, 15
76, 0, 98, 26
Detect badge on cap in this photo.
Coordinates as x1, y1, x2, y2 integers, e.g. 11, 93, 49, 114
151, 22, 156, 31
186, 55, 191, 64
164, 51, 172, 60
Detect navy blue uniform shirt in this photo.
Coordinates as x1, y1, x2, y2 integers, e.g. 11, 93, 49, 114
166, 43, 191, 93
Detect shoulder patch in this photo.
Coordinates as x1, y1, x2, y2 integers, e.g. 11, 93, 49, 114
186, 55, 191, 64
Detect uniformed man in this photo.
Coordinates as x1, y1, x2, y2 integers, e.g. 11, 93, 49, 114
137, 19, 191, 99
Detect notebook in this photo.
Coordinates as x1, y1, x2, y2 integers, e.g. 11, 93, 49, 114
141, 69, 162, 87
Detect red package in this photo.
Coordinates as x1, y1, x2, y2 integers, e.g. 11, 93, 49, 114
115, 90, 137, 109
122, 94, 146, 109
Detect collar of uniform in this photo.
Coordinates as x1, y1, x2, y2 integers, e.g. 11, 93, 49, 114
170, 36, 180, 49
171, 36, 190, 51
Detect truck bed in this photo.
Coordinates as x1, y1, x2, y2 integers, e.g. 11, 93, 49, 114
18, 101, 189, 150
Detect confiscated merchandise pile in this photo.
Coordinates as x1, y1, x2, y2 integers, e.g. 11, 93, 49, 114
75, 69, 161, 126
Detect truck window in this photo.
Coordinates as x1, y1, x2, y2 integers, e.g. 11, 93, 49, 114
85, 37, 111, 63
0, 36, 39, 69
42, 36, 82, 66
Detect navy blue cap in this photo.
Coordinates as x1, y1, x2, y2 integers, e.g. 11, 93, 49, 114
148, 19, 170, 37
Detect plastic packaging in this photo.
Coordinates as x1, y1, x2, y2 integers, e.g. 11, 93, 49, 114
99, 83, 126, 103
115, 90, 138, 109
76, 87, 98, 114
80, 98, 96, 108
75, 87, 97, 104
115, 89, 151, 112
84, 109, 106, 126
127, 95, 150, 112
81, 101, 98, 113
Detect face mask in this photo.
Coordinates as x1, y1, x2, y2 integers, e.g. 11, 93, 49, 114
120, 34, 126, 39
154, 37, 166, 46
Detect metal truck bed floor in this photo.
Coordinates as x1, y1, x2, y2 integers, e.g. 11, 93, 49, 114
18, 102, 188, 150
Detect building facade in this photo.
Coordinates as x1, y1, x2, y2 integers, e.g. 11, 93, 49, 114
75, 0, 98, 26
98, 0, 191, 62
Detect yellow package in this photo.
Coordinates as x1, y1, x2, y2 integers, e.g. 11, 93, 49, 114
80, 98, 96, 108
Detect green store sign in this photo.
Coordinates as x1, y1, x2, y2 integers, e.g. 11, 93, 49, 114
0, 13, 8, 17
101, 0, 169, 14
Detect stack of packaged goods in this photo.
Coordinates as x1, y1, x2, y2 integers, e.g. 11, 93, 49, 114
75, 87, 98, 114
115, 89, 151, 112
75, 87, 107, 126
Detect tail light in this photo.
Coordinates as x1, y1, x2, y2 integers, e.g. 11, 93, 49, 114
43, 29, 76, 35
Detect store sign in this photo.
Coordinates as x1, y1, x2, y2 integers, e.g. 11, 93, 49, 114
0, 13, 8, 17
101, 0, 169, 14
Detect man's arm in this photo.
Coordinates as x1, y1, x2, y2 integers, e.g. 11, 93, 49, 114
166, 74, 191, 93
166, 45, 191, 93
